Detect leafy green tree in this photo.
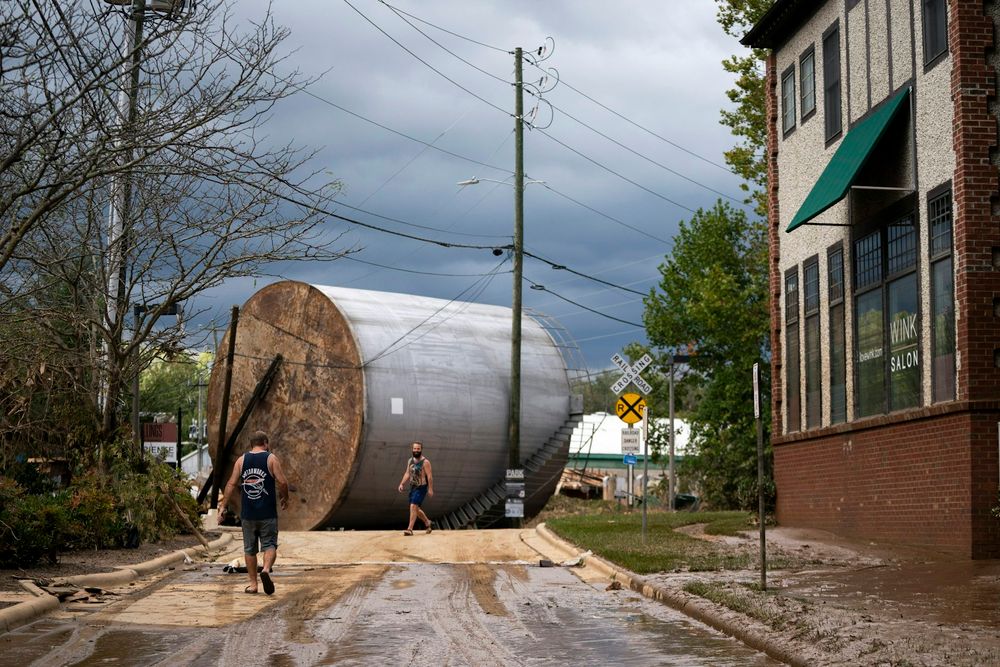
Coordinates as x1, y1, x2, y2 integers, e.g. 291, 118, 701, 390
139, 351, 212, 451
571, 370, 621, 414
716, 0, 771, 216
643, 201, 770, 509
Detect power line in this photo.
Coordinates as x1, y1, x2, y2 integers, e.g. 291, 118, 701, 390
378, 1, 509, 53
537, 183, 672, 245
300, 90, 511, 175
342, 0, 510, 117
525, 276, 642, 327
380, 1, 512, 85
341, 254, 513, 277
332, 198, 511, 240
533, 128, 697, 213
521, 58, 736, 174
374, 3, 732, 209
524, 250, 646, 296
536, 94, 742, 202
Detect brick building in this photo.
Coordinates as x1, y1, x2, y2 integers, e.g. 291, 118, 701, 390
743, 0, 999, 557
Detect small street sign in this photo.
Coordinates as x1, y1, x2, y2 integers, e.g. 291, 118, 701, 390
621, 428, 640, 454
610, 352, 653, 395
623, 454, 637, 465
144, 442, 177, 463
505, 468, 525, 518
616, 392, 646, 424
753, 362, 761, 419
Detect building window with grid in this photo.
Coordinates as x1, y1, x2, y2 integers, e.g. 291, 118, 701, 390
800, 47, 816, 121
785, 267, 801, 432
803, 257, 821, 429
922, 0, 948, 67
929, 186, 954, 402
828, 244, 847, 423
854, 212, 920, 418
782, 65, 796, 136
823, 22, 842, 142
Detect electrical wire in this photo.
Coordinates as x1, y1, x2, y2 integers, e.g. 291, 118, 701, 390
340, 254, 513, 277
524, 250, 646, 296
299, 90, 512, 175
377, 1, 509, 53
380, 1, 512, 85
342, 0, 510, 117
331, 199, 511, 239
532, 128, 697, 213
362, 257, 510, 366
535, 95, 742, 202
538, 183, 672, 245
521, 58, 736, 174
524, 276, 642, 327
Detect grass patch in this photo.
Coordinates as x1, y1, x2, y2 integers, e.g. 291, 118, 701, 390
546, 510, 757, 574
683, 580, 779, 626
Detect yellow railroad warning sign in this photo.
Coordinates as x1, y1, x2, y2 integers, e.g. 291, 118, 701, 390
616, 393, 646, 424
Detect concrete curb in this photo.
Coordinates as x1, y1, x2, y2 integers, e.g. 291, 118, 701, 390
0, 532, 232, 636
535, 523, 810, 667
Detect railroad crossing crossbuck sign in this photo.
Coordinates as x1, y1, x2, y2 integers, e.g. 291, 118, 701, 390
616, 392, 646, 425
610, 352, 653, 395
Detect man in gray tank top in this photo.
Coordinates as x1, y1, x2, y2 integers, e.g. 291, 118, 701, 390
224, 430, 289, 595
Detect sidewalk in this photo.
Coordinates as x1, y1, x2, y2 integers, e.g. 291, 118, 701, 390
536, 522, 1000, 666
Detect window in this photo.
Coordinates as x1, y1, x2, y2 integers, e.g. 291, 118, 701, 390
782, 65, 796, 136
922, 0, 948, 66
785, 268, 800, 432
804, 258, 821, 428
853, 213, 921, 418
823, 23, 842, 142
800, 47, 816, 121
929, 187, 955, 401
828, 244, 847, 423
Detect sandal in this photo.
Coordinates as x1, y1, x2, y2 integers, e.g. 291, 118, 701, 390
425, 522, 433, 534
403, 529, 414, 536
260, 571, 275, 596
244, 586, 258, 594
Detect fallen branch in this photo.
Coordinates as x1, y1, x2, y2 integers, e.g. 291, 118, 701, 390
159, 484, 211, 551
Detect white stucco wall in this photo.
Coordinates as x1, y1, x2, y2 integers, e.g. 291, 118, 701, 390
773, 0, 955, 434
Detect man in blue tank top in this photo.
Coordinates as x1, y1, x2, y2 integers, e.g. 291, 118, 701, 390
224, 430, 289, 595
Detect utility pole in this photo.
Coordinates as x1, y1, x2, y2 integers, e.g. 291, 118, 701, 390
508, 47, 524, 471
104, 0, 146, 426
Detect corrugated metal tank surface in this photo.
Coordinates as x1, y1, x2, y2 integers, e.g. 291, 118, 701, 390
208, 281, 571, 530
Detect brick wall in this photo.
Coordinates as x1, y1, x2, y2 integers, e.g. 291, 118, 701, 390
766, 52, 783, 438
775, 411, 974, 553
775, 403, 1000, 557
951, 0, 1000, 403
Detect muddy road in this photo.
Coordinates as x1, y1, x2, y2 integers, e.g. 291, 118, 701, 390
2, 530, 777, 666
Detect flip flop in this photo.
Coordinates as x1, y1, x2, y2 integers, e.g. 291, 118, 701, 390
260, 571, 275, 596
403, 530, 414, 536
244, 586, 258, 594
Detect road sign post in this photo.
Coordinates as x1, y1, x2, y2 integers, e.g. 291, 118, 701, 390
753, 362, 766, 591
505, 468, 525, 520
642, 398, 650, 544
610, 352, 653, 516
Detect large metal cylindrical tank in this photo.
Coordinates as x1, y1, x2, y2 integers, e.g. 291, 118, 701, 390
207, 281, 571, 529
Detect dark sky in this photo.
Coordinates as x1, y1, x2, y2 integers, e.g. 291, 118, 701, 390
192, 0, 753, 371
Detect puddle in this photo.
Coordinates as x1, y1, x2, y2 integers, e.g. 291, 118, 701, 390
69, 629, 180, 666
781, 560, 1000, 627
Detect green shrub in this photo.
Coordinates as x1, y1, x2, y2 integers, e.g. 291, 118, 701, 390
0, 450, 202, 567
0, 479, 72, 567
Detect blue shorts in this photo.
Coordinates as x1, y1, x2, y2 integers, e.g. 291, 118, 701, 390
409, 484, 428, 506
242, 518, 278, 555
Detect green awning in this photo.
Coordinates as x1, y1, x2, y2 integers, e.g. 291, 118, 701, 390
786, 87, 911, 232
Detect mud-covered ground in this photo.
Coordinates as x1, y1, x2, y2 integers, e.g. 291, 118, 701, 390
650, 525, 1000, 666
0, 532, 222, 594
